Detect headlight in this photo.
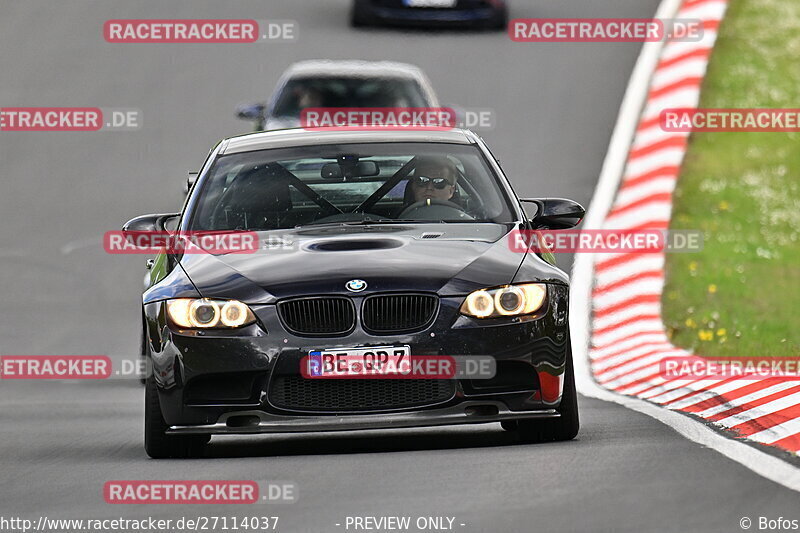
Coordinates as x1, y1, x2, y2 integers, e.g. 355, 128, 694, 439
166, 298, 256, 329
460, 284, 547, 318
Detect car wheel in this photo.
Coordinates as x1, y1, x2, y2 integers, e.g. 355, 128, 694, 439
350, 0, 374, 27
489, 8, 508, 31
144, 377, 209, 458
139, 322, 148, 386
517, 344, 580, 443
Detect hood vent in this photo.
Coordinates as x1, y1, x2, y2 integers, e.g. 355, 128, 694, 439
306, 238, 403, 252
421, 232, 443, 239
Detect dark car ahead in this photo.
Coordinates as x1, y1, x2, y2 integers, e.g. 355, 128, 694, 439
235, 60, 440, 132
128, 128, 584, 458
351, 0, 507, 30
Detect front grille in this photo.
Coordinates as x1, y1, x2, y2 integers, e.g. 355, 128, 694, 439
278, 297, 355, 336
269, 376, 455, 412
362, 294, 438, 333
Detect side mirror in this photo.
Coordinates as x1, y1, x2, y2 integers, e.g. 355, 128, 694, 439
185, 171, 199, 194
235, 102, 267, 131
122, 213, 181, 238
520, 198, 585, 230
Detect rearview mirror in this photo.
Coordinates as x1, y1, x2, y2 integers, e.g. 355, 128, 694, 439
321, 161, 380, 179
235, 102, 267, 131
520, 198, 585, 230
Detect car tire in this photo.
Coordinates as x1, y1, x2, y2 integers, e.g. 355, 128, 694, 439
139, 322, 148, 386
350, 12, 368, 27
484, 7, 508, 31
350, 0, 374, 27
517, 344, 579, 443
144, 377, 209, 459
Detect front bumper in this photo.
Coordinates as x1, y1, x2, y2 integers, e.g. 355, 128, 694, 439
144, 284, 570, 433
168, 401, 558, 435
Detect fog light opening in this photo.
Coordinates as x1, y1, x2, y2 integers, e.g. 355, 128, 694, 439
465, 405, 499, 417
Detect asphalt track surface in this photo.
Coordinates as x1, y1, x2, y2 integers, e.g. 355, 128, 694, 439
1, 1, 798, 532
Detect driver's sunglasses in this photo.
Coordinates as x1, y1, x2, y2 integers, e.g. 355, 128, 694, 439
412, 176, 452, 189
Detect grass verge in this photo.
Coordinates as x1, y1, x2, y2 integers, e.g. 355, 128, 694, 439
662, 0, 800, 357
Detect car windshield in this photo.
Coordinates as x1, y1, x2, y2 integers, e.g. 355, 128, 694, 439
187, 142, 516, 231
271, 77, 429, 118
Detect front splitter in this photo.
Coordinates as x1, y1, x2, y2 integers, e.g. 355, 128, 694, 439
167, 401, 559, 435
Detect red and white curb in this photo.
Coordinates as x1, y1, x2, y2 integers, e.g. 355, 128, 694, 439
571, 0, 800, 490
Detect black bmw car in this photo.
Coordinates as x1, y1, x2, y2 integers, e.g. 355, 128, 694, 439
128, 128, 584, 458
350, 0, 508, 30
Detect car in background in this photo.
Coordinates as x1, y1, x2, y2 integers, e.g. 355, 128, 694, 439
236, 60, 440, 132
127, 127, 584, 458
350, 0, 508, 30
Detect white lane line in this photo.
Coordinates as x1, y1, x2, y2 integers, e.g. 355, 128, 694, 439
577, 376, 800, 491
571, 0, 800, 492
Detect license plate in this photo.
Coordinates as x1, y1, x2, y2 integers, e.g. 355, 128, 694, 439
306, 346, 411, 377
404, 0, 457, 8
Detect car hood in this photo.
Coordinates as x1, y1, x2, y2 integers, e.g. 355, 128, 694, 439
178, 223, 559, 304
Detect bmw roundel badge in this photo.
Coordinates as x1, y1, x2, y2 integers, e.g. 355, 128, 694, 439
345, 279, 367, 292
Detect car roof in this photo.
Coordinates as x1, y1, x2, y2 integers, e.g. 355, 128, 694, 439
281, 60, 428, 80
221, 128, 479, 155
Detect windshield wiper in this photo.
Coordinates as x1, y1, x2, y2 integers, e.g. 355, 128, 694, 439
294, 218, 492, 229
294, 219, 407, 229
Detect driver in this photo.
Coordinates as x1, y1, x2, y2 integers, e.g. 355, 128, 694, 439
410, 156, 457, 203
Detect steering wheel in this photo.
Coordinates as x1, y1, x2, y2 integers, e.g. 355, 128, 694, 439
398, 199, 473, 220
